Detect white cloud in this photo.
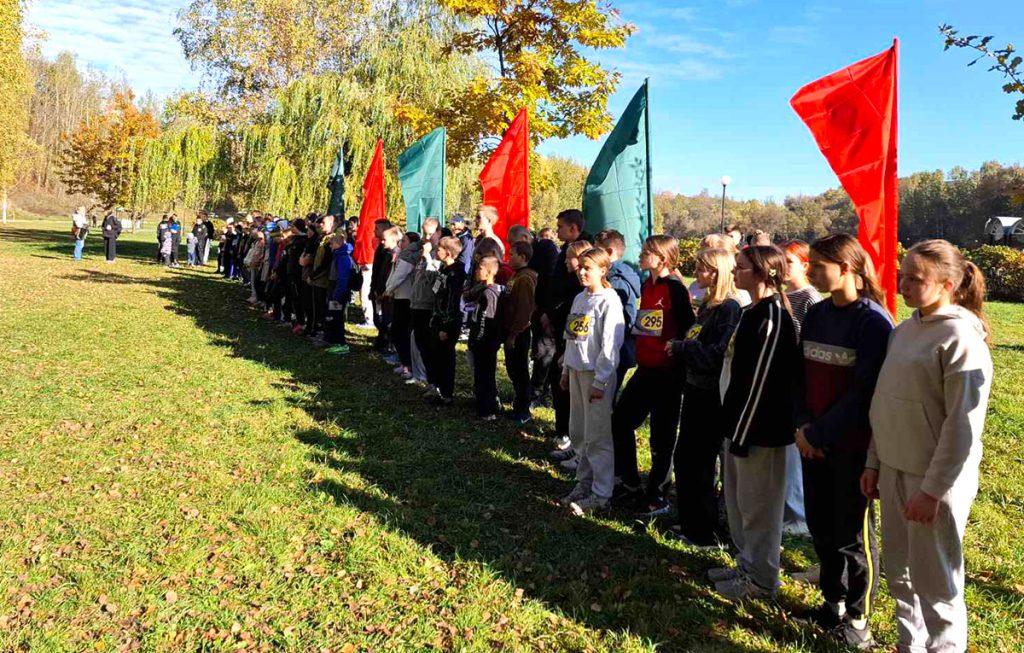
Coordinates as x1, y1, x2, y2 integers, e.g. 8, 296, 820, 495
26, 0, 195, 98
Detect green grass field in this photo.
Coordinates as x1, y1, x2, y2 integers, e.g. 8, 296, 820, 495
1, 220, 1021, 652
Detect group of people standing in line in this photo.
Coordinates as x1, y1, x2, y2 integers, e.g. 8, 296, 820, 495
70, 206, 123, 262
211, 204, 990, 653
155, 213, 216, 268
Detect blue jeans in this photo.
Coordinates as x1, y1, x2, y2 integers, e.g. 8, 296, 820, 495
783, 444, 807, 527
73, 238, 85, 260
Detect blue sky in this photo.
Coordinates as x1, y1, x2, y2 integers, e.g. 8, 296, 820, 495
27, 0, 1024, 200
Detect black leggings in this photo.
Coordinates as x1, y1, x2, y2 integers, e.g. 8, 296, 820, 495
390, 299, 413, 367
612, 366, 683, 498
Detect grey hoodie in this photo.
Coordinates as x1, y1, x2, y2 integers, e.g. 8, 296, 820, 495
867, 304, 993, 498
385, 241, 422, 301
562, 287, 625, 392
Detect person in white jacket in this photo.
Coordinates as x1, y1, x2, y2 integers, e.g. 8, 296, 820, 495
559, 247, 625, 515
863, 239, 993, 653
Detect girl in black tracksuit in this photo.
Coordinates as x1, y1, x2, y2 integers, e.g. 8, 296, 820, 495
670, 247, 743, 546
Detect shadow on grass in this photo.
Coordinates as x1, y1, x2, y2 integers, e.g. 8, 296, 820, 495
1, 223, 188, 265
49, 232, 841, 652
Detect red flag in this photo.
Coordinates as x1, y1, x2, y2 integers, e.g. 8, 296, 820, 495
479, 109, 530, 253
791, 40, 899, 315
354, 139, 385, 266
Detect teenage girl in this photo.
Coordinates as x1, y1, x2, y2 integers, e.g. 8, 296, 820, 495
711, 245, 801, 600
782, 239, 823, 539
559, 248, 625, 515
670, 247, 742, 546
863, 239, 992, 653
611, 235, 695, 515
795, 234, 893, 649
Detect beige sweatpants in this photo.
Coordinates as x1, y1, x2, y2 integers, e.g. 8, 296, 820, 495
723, 443, 788, 591
567, 369, 616, 499
879, 464, 977, 653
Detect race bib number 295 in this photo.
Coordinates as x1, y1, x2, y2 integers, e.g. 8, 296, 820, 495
633, 309, 664, 337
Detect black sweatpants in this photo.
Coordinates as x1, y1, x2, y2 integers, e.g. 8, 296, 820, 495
612, 366, 683, 499
310, 286, 327, 335
803, 451, 880, 619
412, 309, 433, 384
289, 278, 305, 326
674, 383, 725, 544
503, 330, 532, 416
324, 300, 349, 345
530, 323, 555, 401
546, 339, 570, 436
431, 328, 459, 399
391, 299, 413, 367
104, 237, 116, 261
471, 340, 500, 417
372, 298, 393, 351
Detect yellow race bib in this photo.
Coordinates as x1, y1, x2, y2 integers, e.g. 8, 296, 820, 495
566, 314, 592, 339
633, 309, 664, 337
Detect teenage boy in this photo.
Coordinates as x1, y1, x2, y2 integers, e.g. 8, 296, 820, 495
428, 237, 467, 404
286, 219, 308, 333
324, 232, 354, 354
474, 206, 505, 259
595, 230, 641, 390
502, 240, 538, 424
466, 256, 503, 420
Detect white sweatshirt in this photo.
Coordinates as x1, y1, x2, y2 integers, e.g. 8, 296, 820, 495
562, 287, 625, 392
867, 305, 993, 497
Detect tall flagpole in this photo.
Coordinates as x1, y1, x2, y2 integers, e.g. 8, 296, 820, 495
642, 78, 653, 235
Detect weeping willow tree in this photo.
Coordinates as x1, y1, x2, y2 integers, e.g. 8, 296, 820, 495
132, 124, 229, 215
234, 18, 481, 221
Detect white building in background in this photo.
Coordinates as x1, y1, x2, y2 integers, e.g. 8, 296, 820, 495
984, 216, 1024, 246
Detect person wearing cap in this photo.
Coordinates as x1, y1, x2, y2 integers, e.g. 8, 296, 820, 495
450, 214, 474, 274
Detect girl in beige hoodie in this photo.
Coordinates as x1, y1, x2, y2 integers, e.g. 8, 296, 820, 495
863, 240, 992, 653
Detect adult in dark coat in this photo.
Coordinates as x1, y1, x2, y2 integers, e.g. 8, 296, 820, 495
156, 215, 170, 262
192, 218, 208, 266
102, 211, 122, 262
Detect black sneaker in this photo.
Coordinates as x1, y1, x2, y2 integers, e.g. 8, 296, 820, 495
611, 483, 641, 505
801, 602, 846, 630
839, 619, 874, 650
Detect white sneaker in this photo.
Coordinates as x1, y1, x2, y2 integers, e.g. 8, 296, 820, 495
714, 574, 776, 601
570, 493, 609, 516
707, 566, 740, 583
559, 455, 578, 471
782, 521, 812, 538
559, 484, 591, 506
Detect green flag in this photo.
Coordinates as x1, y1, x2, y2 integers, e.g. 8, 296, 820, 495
326, 146, 346, 217
582, 81, 652, 267
398, 127, 446, 233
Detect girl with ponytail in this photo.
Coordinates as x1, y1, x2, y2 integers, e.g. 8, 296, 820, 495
864, 239, 993, 652
793, 234, 894, 648
710, 245, 801, 600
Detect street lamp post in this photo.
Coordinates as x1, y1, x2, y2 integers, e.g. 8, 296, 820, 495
719, 175, 731, 234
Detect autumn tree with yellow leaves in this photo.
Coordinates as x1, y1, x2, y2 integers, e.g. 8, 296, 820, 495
59, 91, 161, 210
438, 0, 634, 159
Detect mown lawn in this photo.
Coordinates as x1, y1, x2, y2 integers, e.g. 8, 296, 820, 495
0, 220, 1021, 652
